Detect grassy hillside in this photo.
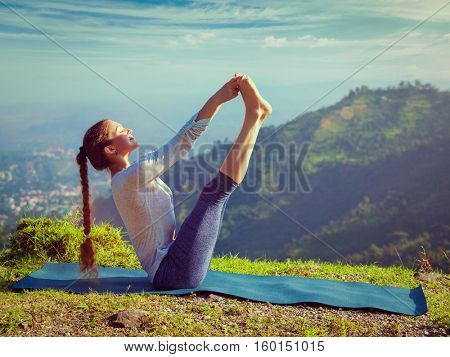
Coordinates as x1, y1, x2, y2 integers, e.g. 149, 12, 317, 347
0, 215, 448, 336
155, 81, 450, 272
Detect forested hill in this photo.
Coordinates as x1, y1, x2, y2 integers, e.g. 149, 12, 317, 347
95, 81, 450, 272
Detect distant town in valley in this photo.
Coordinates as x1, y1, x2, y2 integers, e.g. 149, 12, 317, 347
0, 146, 111, 247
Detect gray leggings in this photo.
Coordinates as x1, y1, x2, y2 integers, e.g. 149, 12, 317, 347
152, 170, 239, 290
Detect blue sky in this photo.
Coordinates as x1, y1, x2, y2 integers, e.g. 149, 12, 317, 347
0, 0, 449, 151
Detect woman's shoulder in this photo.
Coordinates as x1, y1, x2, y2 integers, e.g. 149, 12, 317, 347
110, 163, 140, 193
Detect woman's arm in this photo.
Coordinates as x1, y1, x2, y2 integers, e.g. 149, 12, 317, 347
195, 93, 222, 122
134, 91, 225, 185
114, 76, 241, 190
132, 110, 212, 188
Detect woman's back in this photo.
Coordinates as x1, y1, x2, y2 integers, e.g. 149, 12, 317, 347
111, 173, 177, 282
110, 111, 211, 282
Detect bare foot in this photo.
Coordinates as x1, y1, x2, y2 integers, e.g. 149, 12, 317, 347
237, 74, 272, 119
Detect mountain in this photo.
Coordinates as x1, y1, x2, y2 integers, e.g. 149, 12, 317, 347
94, 81, 450, 272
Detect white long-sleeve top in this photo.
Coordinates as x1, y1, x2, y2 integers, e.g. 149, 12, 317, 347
111, 111, 212, 284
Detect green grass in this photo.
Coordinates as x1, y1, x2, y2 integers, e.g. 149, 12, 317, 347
0, 214, 448, 337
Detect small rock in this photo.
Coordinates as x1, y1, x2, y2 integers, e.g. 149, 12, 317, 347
108, 309, 149, 328
415, 272, 439, 282
206, 293, 224, 302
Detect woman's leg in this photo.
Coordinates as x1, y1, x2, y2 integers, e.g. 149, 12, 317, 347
219, 74, 272, 185
152, 74, 272, 290
152, 170, 239, 290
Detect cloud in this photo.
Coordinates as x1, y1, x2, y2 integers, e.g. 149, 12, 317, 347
261, 34, 335, 49
367, 1, 449, 23
166, 31, 216, 47
262, 35, 288, 48
1, 0, 448, 103
261, 34, 336, 49
165, 39, 179, 48
297, 35, 335, 48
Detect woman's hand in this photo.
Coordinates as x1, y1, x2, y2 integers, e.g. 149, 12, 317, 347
213, 73, 243, 105
195, 73, 243, 122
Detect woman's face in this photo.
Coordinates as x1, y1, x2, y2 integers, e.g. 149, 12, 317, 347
106, 120, 139, 156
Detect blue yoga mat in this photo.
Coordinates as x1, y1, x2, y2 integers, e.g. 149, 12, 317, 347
11, 262, 427, 316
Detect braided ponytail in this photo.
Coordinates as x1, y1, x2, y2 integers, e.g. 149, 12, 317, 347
76, 119, 115, 278
76, 145, 99, 279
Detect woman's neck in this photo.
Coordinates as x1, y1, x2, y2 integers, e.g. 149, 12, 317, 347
110, 153, 131, 179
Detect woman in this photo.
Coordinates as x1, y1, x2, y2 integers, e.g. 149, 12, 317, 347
75, 73, 272, 290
